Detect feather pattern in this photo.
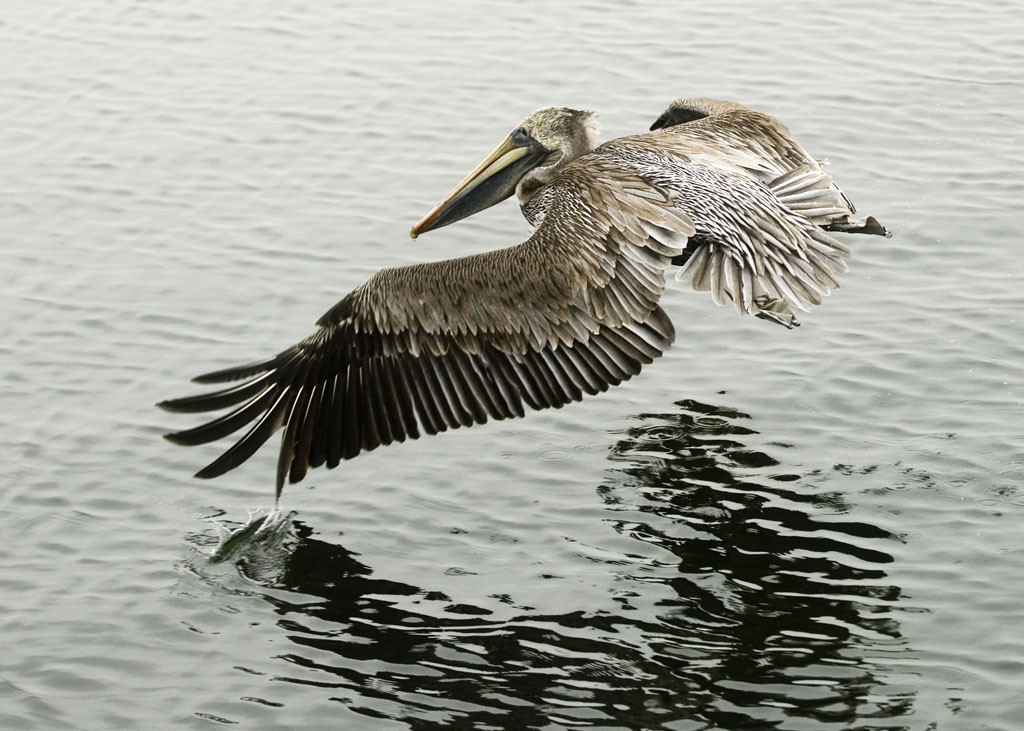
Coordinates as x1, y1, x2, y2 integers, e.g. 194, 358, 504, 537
160, 156, 686, 496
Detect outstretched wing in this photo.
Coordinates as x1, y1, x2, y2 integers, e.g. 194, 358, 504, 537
159, 158, 695, 497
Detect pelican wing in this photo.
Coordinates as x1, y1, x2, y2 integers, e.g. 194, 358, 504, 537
159, 158, 694, 496
668, 162, 853, 316
589, 137, 852, 320
650, 98, 861, 229
650, 98, 822, 178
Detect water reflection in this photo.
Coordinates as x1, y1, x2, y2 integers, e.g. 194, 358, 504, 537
600, 400, 911, 727
213, 399, 913, 730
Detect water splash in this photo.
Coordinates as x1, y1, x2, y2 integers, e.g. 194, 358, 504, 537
208, 507, 294, 564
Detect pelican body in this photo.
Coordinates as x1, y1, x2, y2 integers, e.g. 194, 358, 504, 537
160, 98, 889, 498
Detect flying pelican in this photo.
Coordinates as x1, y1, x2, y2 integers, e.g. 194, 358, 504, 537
159, 98, 889, 499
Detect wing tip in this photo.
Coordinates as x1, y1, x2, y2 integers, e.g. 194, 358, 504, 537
163, 430, 190, 445
157, 397, 201, 414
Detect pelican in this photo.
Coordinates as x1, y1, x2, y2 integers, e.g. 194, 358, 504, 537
159, 98, 889, 499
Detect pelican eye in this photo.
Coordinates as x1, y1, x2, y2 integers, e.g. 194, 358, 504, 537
513, 126, 531, 145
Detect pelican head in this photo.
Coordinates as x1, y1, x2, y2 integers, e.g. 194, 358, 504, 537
410, 107, 599, 238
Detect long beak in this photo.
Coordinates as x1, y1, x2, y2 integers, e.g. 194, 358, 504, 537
410, 133, 546, 238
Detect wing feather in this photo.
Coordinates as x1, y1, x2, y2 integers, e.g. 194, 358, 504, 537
642, 97, 889, 324
160, 157, 687, 491
634, 153, 854, 319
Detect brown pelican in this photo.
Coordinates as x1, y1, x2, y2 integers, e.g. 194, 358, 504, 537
159, 98, 889, 499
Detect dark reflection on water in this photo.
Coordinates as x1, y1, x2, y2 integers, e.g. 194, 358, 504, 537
599, 400, 911, 728
215, 399, 913, 730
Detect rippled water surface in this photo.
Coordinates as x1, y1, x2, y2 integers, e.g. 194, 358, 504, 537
2, 2, 1022, 729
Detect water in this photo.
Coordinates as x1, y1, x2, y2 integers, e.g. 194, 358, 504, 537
2, 1, 1022, 729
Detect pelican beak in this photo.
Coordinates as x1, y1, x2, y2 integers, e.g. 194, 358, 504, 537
410, 131, 546, 238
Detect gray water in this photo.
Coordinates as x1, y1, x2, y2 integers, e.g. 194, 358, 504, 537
2, 2, 1022, 729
